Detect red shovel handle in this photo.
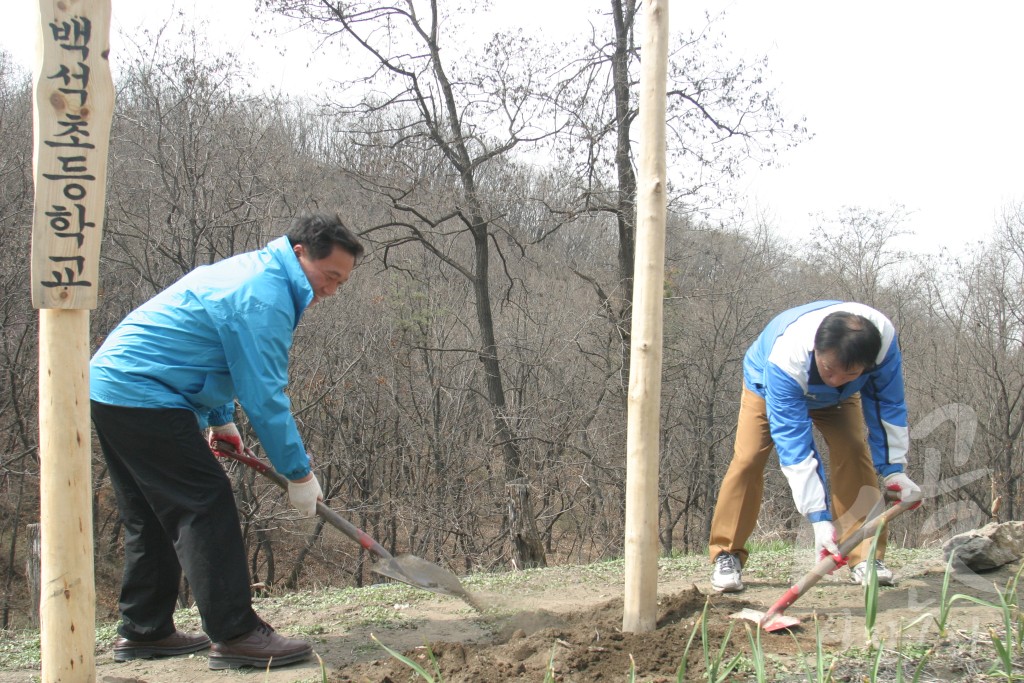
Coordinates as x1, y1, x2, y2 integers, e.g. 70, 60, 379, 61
762, 490, 920, 623
212, 442, 394, 561
213, 442, 272, 475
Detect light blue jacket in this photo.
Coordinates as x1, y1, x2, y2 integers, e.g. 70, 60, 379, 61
743, 301, 909, 522
90, 236, 313, 480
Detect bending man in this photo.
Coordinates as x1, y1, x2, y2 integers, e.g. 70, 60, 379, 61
709, 301, 921, 593
90, 214, 364, 669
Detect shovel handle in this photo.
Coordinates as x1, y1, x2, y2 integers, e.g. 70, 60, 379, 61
763, 492, 920, 621
212, 444, 395, 562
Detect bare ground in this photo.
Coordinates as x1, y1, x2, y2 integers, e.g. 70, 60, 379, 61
1, 546, 1019, 682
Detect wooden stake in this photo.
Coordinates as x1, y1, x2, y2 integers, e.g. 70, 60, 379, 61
31, 1, 113, 679
39, 310, 95, 681
31, 0, 113, 310
623, 0, 669, 634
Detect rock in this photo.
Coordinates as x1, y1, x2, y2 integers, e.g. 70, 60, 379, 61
942, 521, 1024, 571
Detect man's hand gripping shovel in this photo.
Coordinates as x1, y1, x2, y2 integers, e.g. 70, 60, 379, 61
732, 487, 922, 633
211, 441, 481, 611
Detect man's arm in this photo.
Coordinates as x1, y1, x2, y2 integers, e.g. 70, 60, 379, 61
764, 364, 832, 521
213, 300, 311, 481
860, 340, 909, 477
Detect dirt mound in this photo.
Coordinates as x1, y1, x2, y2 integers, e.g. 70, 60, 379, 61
2, 549, 1012, 683
335, 585, 804, 682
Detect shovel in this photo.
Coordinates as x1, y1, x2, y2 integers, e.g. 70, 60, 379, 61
213, 443, 480, 610
732, 489, 920, 632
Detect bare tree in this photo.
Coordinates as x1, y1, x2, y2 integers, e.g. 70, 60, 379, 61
935, 206, 1024, 520
803, 205, 914, 307
0, 51, 38, 628
542, 1, 809, 390
105, 26, 301, 292
91, 23, 381, 594
261, 0, 577, 568
659, 220, 795, 554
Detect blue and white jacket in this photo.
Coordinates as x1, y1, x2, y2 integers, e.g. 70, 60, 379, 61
742, 301, 909, 522
90, 236, 314, 480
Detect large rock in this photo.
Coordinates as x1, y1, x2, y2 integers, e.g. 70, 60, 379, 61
943, 521, 1024, 572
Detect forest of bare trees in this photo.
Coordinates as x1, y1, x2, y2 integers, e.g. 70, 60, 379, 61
0, 1, 1021, 629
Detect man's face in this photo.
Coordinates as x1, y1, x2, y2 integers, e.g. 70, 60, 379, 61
294, 243, 357, 307
814, 349, 865, 388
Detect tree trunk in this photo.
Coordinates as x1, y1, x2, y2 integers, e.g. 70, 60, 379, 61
285, 518, 327, 589
506, 478, 546, 569
470, 223, 546, 569
611, 0, 639, 383
26, 524, 40, 628
252, 527, 275, 589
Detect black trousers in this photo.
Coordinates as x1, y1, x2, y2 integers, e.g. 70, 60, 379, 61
91, 401, 259, 642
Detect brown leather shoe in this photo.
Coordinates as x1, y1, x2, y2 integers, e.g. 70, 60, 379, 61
208, 621, 312, 670
113, 630, 211, 661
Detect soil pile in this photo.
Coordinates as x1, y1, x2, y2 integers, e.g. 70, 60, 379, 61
337, 585, 811, 682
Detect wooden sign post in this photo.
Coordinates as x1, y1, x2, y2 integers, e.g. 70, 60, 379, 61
31, 0, 113, 679
623, 0, 669, 634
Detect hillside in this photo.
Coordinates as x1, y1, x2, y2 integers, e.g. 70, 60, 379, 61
0, 545, 1018, 682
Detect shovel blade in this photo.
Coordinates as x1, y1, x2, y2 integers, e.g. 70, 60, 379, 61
372, 554, 481, 610
730, 608, 801, 633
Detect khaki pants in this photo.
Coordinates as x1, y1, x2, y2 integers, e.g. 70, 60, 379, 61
708, 387, 886, 568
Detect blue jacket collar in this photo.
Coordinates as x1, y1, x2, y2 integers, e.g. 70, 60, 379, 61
266, 235, 314, 318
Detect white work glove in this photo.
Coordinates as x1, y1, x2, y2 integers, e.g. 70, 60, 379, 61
884, 472, 923, 509
287, 474, 323, 517
812, 520, 846, 568
209, 422, 243, 455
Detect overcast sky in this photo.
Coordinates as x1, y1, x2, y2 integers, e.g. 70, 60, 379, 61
699, 1, 1024, 255
4, 1, 1021, 254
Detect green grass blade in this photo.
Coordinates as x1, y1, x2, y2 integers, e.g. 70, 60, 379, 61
711, 622, 739, 682
868, 636, 884, 682
933, 549, 957, 637
790, 627, 814, 683
543, 647, 557, 683
701, 599, 712, 670
989, 627, 1012, 679
676, 605, 703, 682
911, 645, 933, 683
315, 652, 328, 683
371, 634, 439, 682
947, 593, 998, 610
863, 519, 885, 647
745, 623, 767, 683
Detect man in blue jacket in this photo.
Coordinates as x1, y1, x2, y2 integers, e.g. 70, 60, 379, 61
708, 301, 921, 593
90, 214, 364, 669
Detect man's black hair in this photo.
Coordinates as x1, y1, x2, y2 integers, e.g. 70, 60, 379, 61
286, 214, 365, 261
814, 312, 882, 370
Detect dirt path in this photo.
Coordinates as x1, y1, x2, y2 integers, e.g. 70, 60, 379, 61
1, 547, 1015, 682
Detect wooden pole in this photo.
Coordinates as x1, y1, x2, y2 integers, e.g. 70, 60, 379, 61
31, 1, 113, 680
38, 311, 94, 680
623, 0, 669, 634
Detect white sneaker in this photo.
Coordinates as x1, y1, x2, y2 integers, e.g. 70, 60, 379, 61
711, 552, 744, 593
850, 560, 896, 587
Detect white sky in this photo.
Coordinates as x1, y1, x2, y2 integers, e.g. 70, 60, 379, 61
697, 1, 1024, 255
4, 1, 1022, 254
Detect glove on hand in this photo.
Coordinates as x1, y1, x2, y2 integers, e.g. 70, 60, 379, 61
812, 520, 846, 569
209, 422, 243, 455
288, 474, 323, 517
884, 472, 923, 509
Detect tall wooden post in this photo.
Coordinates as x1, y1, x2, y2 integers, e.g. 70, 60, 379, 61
31, 0, 113, 680
623, 0, 669, 634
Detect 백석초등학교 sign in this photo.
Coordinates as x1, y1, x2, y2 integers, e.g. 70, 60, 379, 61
30, 0, 113, 309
